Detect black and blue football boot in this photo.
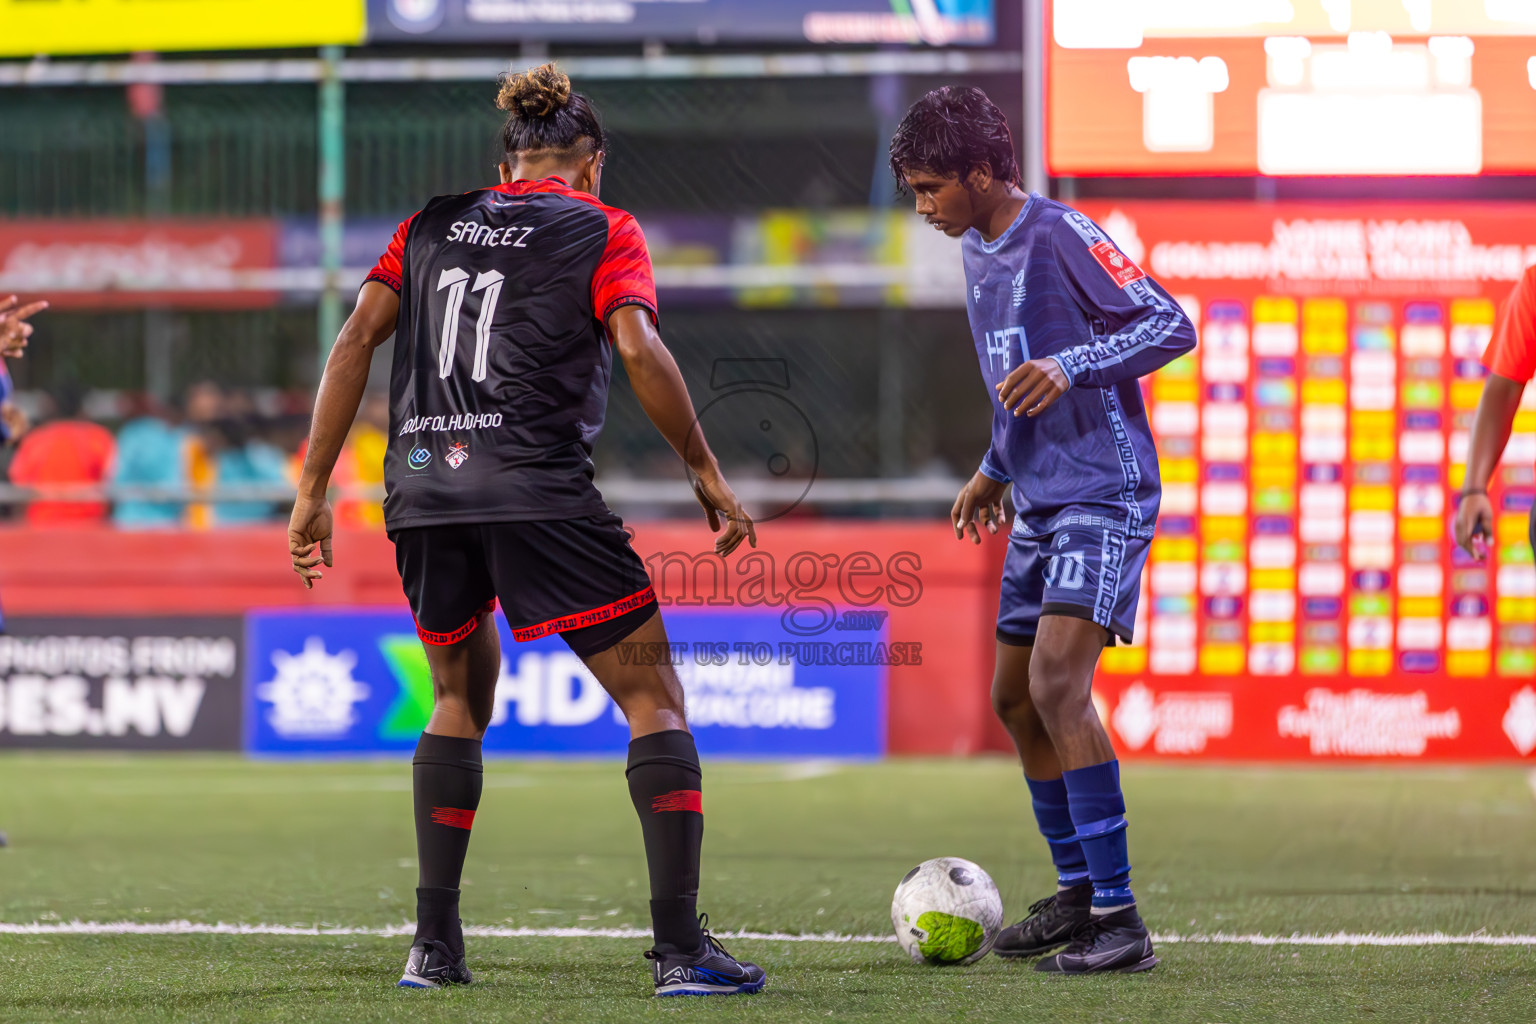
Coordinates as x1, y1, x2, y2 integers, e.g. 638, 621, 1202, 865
397, 938, 473, 989
645, 914, 766, 997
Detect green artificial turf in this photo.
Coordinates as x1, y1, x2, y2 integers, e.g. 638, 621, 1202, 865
1, 756, 1534, 1023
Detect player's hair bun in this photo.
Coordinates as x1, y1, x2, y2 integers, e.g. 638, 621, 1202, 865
497, 63, 572, 119
496, 61, 604, 157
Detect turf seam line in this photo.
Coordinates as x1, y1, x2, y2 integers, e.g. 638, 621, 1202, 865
5, 923, 1536, 946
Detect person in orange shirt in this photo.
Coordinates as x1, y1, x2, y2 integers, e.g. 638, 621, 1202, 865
1456, 265, 1536, 559
290, 391, 389, 530
8, 388, 116, 524
338, 391, 388, 529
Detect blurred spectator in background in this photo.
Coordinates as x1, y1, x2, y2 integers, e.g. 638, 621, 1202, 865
173, 382, 294, 526
184, 381, 226, 426
111, 395, 187, 528
8, 385, 116, 524
3, 370, 313, 528
184, 381, 227, 528
114, 383, 295, 529
203, 416, 289, 525
339, 391, 388, 528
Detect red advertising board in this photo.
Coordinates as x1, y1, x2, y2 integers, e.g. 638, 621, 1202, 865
3, 514, 1535, 759
1072, 200, 1536, 302
1092, 676, 1536, 761
0, 220, 279, 309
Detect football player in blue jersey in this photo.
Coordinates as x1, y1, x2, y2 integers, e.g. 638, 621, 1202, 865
890, 87, 1196, 975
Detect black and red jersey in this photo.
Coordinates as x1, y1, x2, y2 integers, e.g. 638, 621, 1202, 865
367, 176, 657, 530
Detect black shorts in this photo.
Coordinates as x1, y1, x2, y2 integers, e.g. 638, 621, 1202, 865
390, 514, 658, 660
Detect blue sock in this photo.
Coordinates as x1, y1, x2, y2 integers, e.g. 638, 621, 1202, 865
1061, 760, 1134, 913
1025, 775, 1090, 888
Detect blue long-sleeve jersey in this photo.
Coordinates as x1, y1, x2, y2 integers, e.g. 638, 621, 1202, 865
964, 194, 1196, 540
0, 362, 12, 442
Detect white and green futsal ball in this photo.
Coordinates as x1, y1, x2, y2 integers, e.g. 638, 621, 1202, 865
890, 857, 1004, 965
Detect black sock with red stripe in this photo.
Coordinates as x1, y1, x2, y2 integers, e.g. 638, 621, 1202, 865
626, 729, 705, 954
412, 732, 483, 957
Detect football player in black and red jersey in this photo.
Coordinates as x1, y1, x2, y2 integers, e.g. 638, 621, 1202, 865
288, 64, 765, 997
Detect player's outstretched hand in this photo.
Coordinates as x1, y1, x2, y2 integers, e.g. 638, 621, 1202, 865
289, 494, 335, 589
1454, 490, 1494, 561
952, 470, 1009, 544
691, 467, 757, 558
0, 295, 48, 358
997, 357, 1070, 417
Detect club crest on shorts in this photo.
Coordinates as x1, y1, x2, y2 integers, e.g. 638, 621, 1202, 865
445, 442, 469, 469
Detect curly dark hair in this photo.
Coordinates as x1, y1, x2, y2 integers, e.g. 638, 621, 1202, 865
888, 86, 1020, 192
496, 62, 605, 158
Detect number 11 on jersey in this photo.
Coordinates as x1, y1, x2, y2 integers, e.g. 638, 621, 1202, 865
436, 265, 505, 382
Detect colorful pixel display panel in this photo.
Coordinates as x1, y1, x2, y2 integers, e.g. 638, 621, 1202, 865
1074, 201, 1536, 686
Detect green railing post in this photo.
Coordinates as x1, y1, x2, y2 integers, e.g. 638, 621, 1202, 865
317, 44, 345, 377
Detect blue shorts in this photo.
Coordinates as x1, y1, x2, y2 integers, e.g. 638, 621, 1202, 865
996, 525, 1149, 647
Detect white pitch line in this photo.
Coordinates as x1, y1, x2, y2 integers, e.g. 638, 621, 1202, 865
0, 922, 870, 941
2, 922, 1536, 946
1153, 932, 1536, 947
1526, 769, 1536, 803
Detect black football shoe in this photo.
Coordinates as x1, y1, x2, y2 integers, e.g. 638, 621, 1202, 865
397, 938, 473, 989
646, 915, 766, 997
1034, 906, 1158, 975
993, 884, 1093, 959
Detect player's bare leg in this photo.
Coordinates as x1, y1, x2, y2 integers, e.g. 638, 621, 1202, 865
1027, 613, 1156, 974
991, 641, 1061, 778
580, 609, 687, 739
399, 605, 500, 989
1025, 615, 1114, 769
991, 639, 1093, 959
580, 609, 766, 996
420, 605, 502, 740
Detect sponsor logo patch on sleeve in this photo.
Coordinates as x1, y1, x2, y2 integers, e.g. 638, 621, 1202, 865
1089, 240, 1147, 288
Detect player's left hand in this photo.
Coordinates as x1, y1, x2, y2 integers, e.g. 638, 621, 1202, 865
288, 493, 335, 589
691, 466, 757, 558
996, 358, 1070, 417
952, 470, 1009, 544
0, 295, 48, 358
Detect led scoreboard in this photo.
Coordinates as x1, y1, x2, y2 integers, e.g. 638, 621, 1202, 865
1048, 0, 1536, 175
1079, 201, 1536, 761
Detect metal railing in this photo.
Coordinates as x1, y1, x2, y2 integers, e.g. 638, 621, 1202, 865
0, 263, 920, 295
0, 476, 964, 510
0, 50, 1023, 87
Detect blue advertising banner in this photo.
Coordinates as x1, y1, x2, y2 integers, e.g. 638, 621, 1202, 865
246, 608, 887, 756
365, 0, 994, 46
